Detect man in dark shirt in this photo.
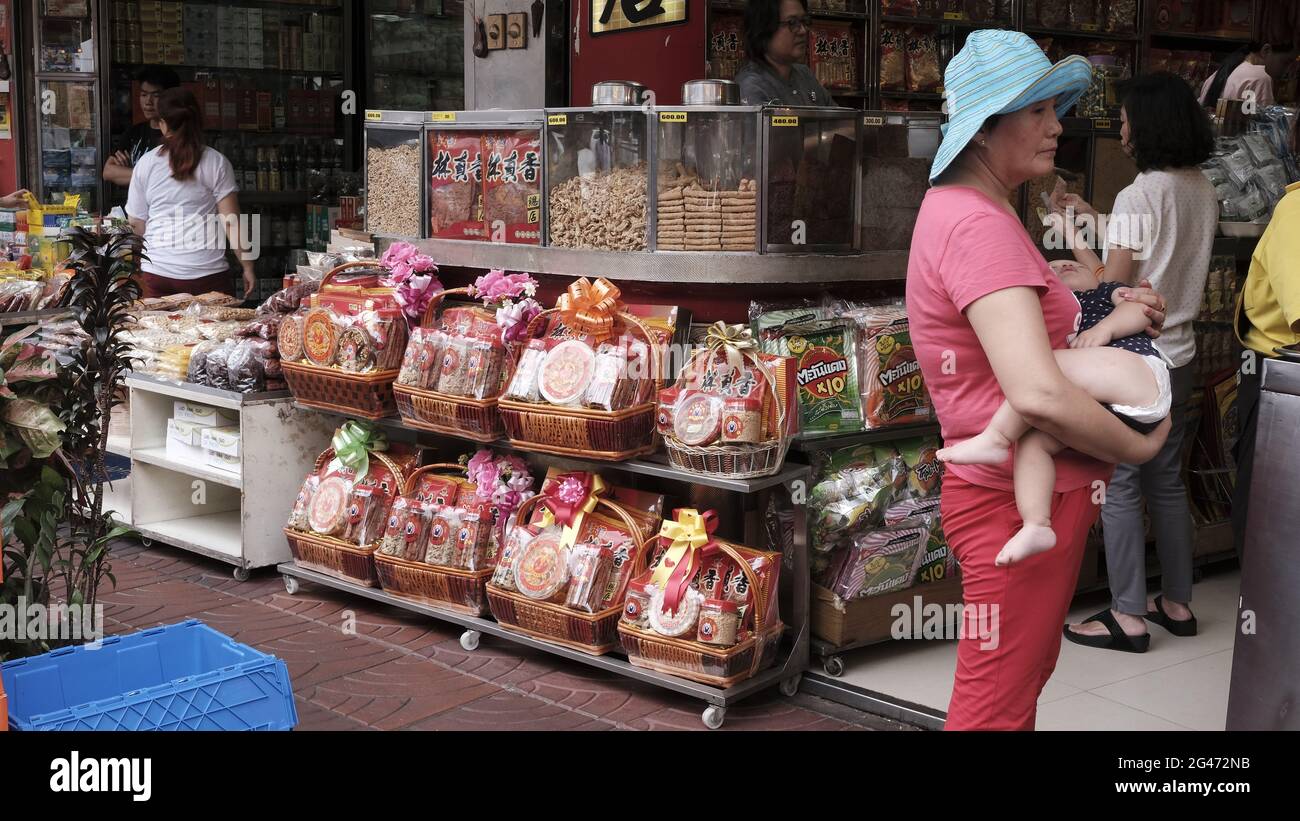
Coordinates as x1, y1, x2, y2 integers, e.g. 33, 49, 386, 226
735, 0, 834, 106
103, 66, 180, 189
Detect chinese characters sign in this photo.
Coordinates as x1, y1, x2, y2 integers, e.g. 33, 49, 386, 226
591, 0, 688, 36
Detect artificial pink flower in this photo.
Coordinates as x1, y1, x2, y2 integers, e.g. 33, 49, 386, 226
473, 270, 537, 304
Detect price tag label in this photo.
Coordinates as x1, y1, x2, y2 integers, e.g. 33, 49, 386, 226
548, 114, 568, 126
365, 111, 382, 122
1094, 118, 1113, 129
943, 11, 965, 20
1081, 23, 1099, 32
429, 111, 457, 122
772, 115, 800, 127
862, 116, 885, 126
659, 111, 688, 123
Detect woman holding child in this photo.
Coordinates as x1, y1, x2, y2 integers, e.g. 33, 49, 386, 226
906, 30, 1172, 730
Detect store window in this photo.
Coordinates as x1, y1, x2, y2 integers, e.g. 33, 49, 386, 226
365, 0, 464, 111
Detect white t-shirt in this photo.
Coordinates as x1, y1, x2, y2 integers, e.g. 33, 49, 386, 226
126, 146, 240, 280
1199, 62, 1274, 108
1104, 168, 1219, 368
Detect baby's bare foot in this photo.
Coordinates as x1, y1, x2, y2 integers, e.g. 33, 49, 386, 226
938, 431, 1011, 466
995, 524, 1057, 566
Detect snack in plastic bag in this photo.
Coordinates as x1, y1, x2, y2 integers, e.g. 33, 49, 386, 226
832, 524, 929, 599
512, 529, 570, 602
880, 26, 906, 92
491, 525, 537, 591
453, 511, 491, 570
187, 339, 220, 385
773, 321, 861, 434
343, 486, 387, 546
853, 304, 929, 429
202, 340, 236, 389
435, 336, 473, 396
464, 338, 505, 400
239, 312, 284, 341
565, 544, 614, 613
584, 340, 632, 411
905, 28, 942, 93
228, 338, 272, 393
336, 326, 376, 373
648, 586, 703, 637
424, 506, 462, 565
308, 476, 351, 536
278, 311, 306, 363
397, 327, 425, 386
287, 474, 320, 531
505, 339, 547, 402
258, 280, 320, 316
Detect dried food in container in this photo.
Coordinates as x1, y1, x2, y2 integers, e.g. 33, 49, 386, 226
512, 529, 570, 602
565, 545, 614, 613
308, 476, 352, 536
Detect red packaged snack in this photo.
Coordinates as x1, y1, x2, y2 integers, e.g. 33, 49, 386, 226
565, 545, 614, 613
880, 27, 907, 92
413, 474, 461, 507
428, 130, 486, 240
905, 28, 942, 93
453, 511, 491, 570
482, 130, 542, 245
656, 386, 682, 436
424, 506, 462, 565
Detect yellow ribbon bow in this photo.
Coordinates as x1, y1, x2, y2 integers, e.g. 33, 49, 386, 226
650, 509, 716, 614
557, 277, 624, 341
705, 321, 759, 373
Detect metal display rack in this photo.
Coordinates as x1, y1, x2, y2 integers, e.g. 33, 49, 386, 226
282, 403, 812, 729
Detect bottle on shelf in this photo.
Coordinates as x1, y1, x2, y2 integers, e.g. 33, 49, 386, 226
257, 147, 269, 193
269, 147, 282, 192
243, 145, 258, 194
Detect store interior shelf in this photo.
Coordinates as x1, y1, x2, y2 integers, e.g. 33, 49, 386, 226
131, 447, 243, 489
792, 420, 941, 452
117, 61, 343, 77
831, 90, 872, 98
880, 13, 996, 26
135, 511, 243, 565
277, 561, 803, 709
107, 434, 131, 459
125, 373, 289, 410
239, 191, 312, 204
102, 475, 132, 526
392, 238, 908, 284
1022, 26, 1142, 42
226, 0, 346, 13
0, 308, 71, 327
1149, 30, 1254, 46
294, 402, 810, 494
879, 90, 943, 101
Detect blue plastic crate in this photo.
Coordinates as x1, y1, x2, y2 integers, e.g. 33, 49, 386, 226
1, 620, 298, 731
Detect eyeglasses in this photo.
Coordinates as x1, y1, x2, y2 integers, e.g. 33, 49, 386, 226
780, 15, 811, 33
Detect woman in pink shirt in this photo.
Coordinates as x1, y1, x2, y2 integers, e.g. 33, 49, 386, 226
1200, 6, 1298, 111
907, 30, 1171, 730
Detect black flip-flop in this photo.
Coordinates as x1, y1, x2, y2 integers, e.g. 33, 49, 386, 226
1146, 595, 1197, 637
1062, 609, 1150, 653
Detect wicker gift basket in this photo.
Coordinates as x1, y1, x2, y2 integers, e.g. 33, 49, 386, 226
392, 287, 511, 443
618, 509, 784, 687
661, 322, 794, 479
371, 462, 501, 616
280, 261, 408, 419
486, 477, 653, 655
283, 443, 408, 587
497, 277, 662, 461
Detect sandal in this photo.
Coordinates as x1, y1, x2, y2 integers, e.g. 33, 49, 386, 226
1146, 595, 1198, 637
1062, 609, 1150, 653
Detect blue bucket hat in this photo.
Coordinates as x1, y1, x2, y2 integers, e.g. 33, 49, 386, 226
930, 30, 1094, 182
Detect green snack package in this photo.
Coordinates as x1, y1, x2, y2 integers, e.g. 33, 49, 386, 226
898, 435, 943, 497
914, 521, 954, 587
776, 321, 862, 435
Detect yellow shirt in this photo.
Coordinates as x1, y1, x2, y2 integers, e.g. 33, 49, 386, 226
1237, 181, 1300, 356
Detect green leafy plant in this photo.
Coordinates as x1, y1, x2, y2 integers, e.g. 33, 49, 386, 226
1, 227, 142, 659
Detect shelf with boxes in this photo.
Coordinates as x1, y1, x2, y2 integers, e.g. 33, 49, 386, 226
113, 372, 335, 579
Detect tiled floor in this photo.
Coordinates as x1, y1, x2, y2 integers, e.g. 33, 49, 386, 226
832, 565, 1241, 731
91, 540, 914, 732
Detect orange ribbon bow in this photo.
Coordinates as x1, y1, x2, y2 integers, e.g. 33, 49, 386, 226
557, 277, 624, 341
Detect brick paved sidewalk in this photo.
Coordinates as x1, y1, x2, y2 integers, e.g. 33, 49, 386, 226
97, 540, 917, 731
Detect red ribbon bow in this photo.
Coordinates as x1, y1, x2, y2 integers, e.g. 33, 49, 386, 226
653, 508, 718, 616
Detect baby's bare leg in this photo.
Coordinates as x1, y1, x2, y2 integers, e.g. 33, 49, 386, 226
939, 347, 1158, 467
938, 400, 1029, 465
997, 430, 1066, 566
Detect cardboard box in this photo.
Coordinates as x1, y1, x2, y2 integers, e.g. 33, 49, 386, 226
173, 401, 233, 427
166, 419, 209, 464
206, 450, 241, 474
201, 425, 241, 457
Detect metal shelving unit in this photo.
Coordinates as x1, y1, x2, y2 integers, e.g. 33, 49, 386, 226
288, 402, 812, 729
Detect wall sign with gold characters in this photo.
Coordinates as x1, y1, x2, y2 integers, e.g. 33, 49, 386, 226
591, 0, 688, 36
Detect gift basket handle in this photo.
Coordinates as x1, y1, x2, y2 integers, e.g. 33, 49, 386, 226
419, 286, 474, 329
321, 260, 388, 289
402, 462, 472, 496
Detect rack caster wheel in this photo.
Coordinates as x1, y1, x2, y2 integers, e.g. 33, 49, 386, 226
141, 538, 153, 547
459, 630, 481, 652
823, 656, 845, 678
232, 566, 250, 582
779, 674, 802, 697
702, 705, 726, 730
282, 575, 300, 595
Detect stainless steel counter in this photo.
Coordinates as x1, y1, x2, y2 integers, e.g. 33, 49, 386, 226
1227, 356, 1300, 730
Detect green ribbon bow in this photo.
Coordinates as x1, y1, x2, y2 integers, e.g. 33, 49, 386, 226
330, 421, 388, 481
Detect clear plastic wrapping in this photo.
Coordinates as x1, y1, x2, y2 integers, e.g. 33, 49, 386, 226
287, 475, 321, 531
565, 545, 614, 613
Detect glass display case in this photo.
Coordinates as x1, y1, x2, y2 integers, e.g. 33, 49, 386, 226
858, 110, 940, 252
656, 102, 761, 253
364, 109, 427, 238
37, 0, 95, 73
760, 107, 859, 253
365, 0, 464, 111
426, 110, 544, 244
544, 104, 654, 251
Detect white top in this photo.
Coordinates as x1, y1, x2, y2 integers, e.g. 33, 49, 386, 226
1199, 62, 1274, 108
1105, 168, 1219, 368
126, 146, 240, 280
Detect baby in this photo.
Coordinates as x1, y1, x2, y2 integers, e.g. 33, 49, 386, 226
938, 259, 1172, 566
